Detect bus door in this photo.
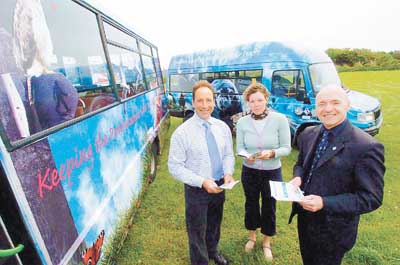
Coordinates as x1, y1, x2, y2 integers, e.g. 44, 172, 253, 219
269, 70, 313, 132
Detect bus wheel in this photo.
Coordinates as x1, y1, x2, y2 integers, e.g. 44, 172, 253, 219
148, 144, 158, 183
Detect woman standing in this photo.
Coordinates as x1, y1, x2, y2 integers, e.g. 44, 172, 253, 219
236, 82, 291, 261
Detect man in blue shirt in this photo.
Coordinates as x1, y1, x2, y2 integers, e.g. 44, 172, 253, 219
168, 80, 235, 265
289, 85, 385, 265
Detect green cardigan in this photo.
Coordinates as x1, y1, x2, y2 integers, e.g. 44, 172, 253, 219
236, 112, 291, 170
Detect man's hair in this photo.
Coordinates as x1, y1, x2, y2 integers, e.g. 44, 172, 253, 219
243, 82, 270, 102
192, 80, 215, 100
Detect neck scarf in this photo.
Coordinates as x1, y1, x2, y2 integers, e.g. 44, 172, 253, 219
251, 109, 268, 120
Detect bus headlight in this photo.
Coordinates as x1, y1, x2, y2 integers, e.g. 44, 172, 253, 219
295, 107, 303, 115
357, 112, 375, 122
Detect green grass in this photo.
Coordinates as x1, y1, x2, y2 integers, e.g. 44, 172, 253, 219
115, 70, 400, 265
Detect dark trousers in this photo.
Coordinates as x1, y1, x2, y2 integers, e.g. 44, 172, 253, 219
241, 166, 282, 236
298, 212, 346, 265
184, 180, 225, 265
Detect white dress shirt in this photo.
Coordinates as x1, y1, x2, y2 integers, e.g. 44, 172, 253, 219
168, 113, 235, 188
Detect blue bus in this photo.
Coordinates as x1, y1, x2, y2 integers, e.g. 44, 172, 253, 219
0, 0, 169, 264
167, 41, 383, 141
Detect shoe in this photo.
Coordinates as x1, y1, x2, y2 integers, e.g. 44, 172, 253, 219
211, 253, 229, 265
262, 244, 273, 261
245, 238, 256, 252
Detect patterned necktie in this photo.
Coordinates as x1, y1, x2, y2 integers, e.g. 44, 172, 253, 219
305, 130, 330, 186
203, 122, 223, 180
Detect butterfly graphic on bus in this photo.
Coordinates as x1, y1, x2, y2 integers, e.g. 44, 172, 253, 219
81, 230, 105, 265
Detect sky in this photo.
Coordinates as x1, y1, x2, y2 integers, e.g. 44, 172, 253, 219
89, 0, 400, 69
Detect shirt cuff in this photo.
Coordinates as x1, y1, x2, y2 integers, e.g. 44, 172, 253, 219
195, 176, 205, 188
224, 168, 234, 175
322, 196, 333, 213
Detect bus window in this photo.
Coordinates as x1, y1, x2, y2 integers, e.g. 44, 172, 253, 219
271, 70, 306, 100
309, 63, 341, 94
139, 41, 152, 56
42, 0, 116, 118
154, 60, 164, 89
141, 56, 158, 90
237, 70, 262, 92
152, 48, 163, 87
220, 72, 230, 78
0, 0, 115, 142
152, 47, 158, 59
103, 22, 147, 98
202, 72, 214, 81
108, 44, 144, 99
103, 22, 139, 52
108, 45, 145, 98
169, 74, 199, 93
198, 70, 262, 93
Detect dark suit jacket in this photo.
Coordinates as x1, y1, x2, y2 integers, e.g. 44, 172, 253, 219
289, 120, 385, 250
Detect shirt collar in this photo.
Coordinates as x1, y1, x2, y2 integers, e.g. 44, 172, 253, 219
321, 119, 347, 137
193, 113, 215, 126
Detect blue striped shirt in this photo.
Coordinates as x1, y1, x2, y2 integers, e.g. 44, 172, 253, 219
168, 113, 235, 188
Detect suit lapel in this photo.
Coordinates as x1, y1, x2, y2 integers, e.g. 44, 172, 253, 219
316, 121, 353, 169
316, 141, 344, 169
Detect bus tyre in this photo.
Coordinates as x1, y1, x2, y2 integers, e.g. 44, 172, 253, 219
148, 144, 158, 183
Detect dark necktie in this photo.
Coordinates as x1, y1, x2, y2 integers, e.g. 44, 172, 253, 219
203, 122, 223, 180
305, 130, 330, 186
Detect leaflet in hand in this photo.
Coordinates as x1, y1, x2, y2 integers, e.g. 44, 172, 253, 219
269, 181, 304, 202
219, 180, 240, 190
237, 150, 263, 159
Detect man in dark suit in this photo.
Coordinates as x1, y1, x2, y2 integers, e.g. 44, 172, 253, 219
289, 85, 385, 265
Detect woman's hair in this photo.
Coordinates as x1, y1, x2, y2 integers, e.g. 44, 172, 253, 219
243, 82, 270, 102
192, 80, 215, 100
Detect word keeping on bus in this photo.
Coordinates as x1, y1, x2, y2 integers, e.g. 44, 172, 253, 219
37, 105, 148, 198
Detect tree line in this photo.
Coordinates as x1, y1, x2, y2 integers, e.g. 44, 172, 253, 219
326, 48, 400, 72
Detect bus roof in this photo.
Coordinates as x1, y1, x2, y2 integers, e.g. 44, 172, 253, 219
169, 41, 332, 72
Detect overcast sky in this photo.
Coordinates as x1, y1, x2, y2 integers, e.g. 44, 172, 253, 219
89, 0, 399, 69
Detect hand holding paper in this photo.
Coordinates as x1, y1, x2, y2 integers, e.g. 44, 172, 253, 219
269, 181, 304, 202
237, 150, 263, 160
219, 180, 240, 190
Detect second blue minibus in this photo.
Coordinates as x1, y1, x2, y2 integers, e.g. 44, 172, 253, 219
167, 41, 383, 142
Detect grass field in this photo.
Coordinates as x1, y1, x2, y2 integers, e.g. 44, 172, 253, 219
116, 70, 400, 265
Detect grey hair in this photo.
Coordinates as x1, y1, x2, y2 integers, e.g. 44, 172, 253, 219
13, 0, 53, 72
